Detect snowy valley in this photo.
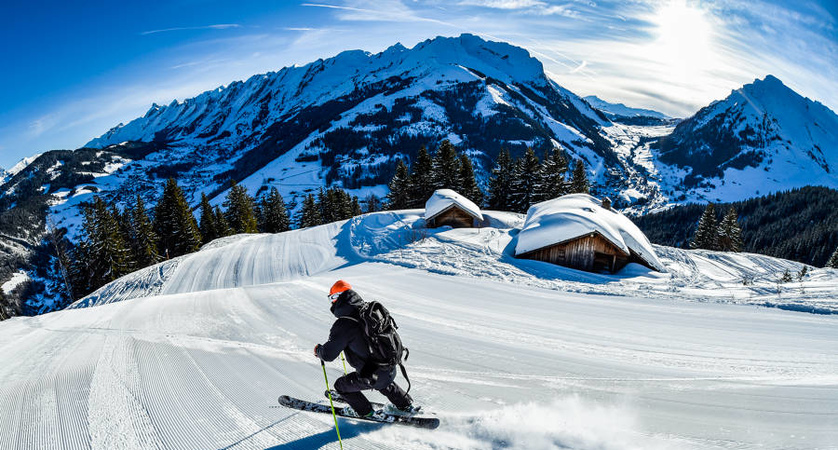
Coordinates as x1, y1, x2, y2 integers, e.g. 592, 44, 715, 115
1, 210, 837, 449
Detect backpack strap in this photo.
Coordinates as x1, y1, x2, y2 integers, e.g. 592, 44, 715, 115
338, 315, 375, 361
399, 362, 411, 395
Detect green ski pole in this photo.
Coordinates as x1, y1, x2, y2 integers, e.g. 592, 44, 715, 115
340, 351, 348, 375
322, 360, 344, 450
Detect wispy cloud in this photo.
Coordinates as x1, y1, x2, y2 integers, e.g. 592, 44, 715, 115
458, 0, 547, 9
302, 1, 459, 27
3, 0, 836, 167
141, 24, 241, 36
457, 0, 580, 17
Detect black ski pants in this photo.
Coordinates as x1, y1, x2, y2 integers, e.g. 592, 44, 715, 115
334, 366, 412, 416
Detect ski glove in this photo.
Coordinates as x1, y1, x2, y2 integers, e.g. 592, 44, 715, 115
314, 344, 322, 359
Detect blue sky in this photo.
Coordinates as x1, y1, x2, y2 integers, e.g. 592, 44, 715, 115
1, 0, 836, 168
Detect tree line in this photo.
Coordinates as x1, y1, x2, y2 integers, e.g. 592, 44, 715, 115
690, 204, 744, 251
634, 186, 838, 267
386, 140, 591, 213
68, 179, 365, 300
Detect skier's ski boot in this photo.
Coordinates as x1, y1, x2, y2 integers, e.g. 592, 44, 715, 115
385, 403, 422, 416
341, 406, 361, 418
364, 410, 389, 421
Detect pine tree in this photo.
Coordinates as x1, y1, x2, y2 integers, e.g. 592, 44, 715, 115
364, 193, 382, 213
69, 240, 94, 299
350, 196, 362, 217
198, 193, 218, 244
458, 153, 484, 206
826, 245, 838, 268
387, 160, 412, 210
408, 146, 435, 207
541, 148, 569, 200
114, 204, 138, 273
298, 193, 322, 228
320, 187, 357, 222
223, 181, 259, 234
432, 140, 460, 191
691, 203, 719, 250
213, 206, 231, 237
317, 188, 333, 223
488, 148, 515, 211
260, 187, 290, 233
82, 197, 132, 286
154, 178, 201, 259
717, 207, 744, 252
569, 158, 590, 194
510, 147, 541, 213
131, 196, 159, 268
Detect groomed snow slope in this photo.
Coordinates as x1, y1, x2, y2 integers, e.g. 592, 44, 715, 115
2, 211, 838, 450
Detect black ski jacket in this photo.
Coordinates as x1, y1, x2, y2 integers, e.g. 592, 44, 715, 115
316, 289, 372, 372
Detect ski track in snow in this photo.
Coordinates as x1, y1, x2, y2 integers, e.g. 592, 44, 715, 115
3, 211, 838, 449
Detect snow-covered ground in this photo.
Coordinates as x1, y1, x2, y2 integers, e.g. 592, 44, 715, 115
2, 211, 837, 449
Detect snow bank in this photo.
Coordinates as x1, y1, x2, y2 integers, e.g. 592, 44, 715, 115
515, 194, 664, 271
424, 189, 483, 221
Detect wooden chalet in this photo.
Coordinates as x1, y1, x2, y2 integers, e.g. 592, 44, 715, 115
424, 189, 484, 229
514, 194, 664, 274
516, 231, 655, 273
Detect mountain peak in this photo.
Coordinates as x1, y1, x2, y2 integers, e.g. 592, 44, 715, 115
395, 33, 547, 87
739, 74, 792, 99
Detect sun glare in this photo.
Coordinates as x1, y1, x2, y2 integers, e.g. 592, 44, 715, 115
651, 0, 716, 82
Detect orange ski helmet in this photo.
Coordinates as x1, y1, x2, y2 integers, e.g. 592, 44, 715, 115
329, 280, 352, 301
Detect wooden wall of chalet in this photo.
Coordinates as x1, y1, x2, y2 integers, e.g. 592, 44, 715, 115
427, 206, 476, 228
519, 233, 630, 273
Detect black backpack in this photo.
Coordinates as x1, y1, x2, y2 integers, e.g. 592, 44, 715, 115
343, 301, 411, 393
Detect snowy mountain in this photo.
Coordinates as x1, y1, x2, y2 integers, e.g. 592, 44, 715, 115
583, 95, 673, 123
652, 75, 838, 202
84, 33, 611, 213
2, 34, 838, 315
2, 210, 837, 449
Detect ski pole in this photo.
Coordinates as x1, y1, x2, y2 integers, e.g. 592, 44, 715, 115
340, 351, 348, 375
321, 360, 344, 450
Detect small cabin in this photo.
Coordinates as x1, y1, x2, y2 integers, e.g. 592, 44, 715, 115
424, 189, 484, 228
514, 194, 664, 273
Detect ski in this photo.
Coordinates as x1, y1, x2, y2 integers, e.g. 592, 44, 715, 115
278, 395, 439, 429
324, 390, 422, 415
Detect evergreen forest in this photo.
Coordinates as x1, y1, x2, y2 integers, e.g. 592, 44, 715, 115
634, 186, 838, 267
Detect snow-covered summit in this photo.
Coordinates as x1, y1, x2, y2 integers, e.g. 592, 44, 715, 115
86, 34, 568, 149
2, 153, 41, 183
516, 194, 665, 271
654, 74, 838, 202
424, 188, 484, 222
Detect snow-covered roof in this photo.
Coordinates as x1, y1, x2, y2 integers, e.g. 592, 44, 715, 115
425, 189, 483, 222
515, 194, 664, 271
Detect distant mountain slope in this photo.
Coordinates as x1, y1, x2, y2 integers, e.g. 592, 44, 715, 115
653, 75, 838, 195
86, 33, 613, 202
583, 95, 673, 125
633, 186, 838, 267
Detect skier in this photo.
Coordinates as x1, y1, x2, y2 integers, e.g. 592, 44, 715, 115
314, 280, 416, 420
